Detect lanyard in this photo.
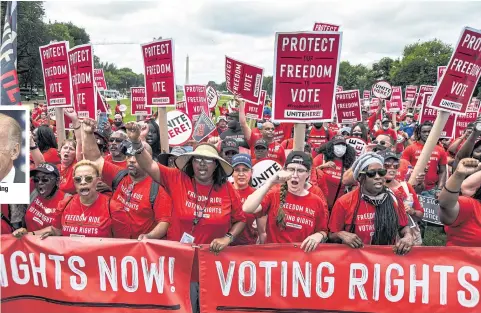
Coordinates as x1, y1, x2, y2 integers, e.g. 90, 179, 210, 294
191, 180, 214, 233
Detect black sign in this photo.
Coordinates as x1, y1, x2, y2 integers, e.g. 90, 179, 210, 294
418, 195, 443, 225
192, 110, 216, 142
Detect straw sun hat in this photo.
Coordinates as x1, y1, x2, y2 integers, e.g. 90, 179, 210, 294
174, 144, 234, 176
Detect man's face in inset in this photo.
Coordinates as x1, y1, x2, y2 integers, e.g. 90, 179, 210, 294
0, 119, 19, 180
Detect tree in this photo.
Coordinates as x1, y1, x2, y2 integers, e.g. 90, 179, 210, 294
371, 57, 395, 80
337, 61, 376, 91
262, 76, 273, 96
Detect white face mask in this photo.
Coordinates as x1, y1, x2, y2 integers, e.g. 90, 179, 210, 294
333, 144, 347, 157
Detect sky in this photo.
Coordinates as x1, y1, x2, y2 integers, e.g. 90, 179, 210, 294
44, 0, 481, 85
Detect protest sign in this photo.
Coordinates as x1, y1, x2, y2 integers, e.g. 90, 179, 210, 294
130, 87, 152, 116
93, 68, 107, 90
370, 97, 380, 113
404, 85, 418, 101
429, 27, 481, 114
467, 97, 480, 112
437, 66, 447, 84
386, 100, 398, 114
225, 56, 264, 103
192, 110, 216, 142
251, 159, 282, 189
47, 106, 56, 120
371, 80, 392, 99
39, 41, 72, 108
68, 44, 96, 119
184, 84, 209, 122
418, 195, 443, 225
96, 89, 110, 116
346, 136, 367, 158
272, 31, 342, 122
455, 110, 477, 138
414, 85, 436, 109
176, 100, 187, 114
336, 85, 343, 93
141, 38, 176, 106
244, 90, 266, 120
313, 22, 340, 31
420, 93, 456, 138
1, 236, 194, 313
335, 90, 361, 123
363, 90, 370, 99
389, 86, 403, 112
206, 85, 219, 109
199, 244, 481, 313
167, 110, 193, 146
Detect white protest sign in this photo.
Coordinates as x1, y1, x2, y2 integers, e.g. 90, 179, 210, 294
346, 137, 367, 158
371, 81, 392, 99
48, 107, 56, 121
252, 159, 282, 189
166, 110, 193, 146
206, 86, 219, 109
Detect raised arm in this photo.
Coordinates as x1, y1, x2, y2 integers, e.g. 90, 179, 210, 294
81, 118, 105, 171
454, 121, 481, 170
65, 109, 83, 162
238, 99, 252, 142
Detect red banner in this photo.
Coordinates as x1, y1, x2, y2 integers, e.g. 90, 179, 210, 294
404, 85, 417, 101
335, 89, 361, 123
313, 22, 340, 31
363, 90, 370, 99
272, 31, 342, 122
225, 56, 264, 103
420, 93, 456, 138
429, 27, 481, 114
244, 90, 266, 120
141, 39, 176, 107
94, 68, 107, 90
389, 86, 403, 113
68, 44, 96, 119
130, 87, 152, 116
437, 66, 447, 85
0, 235, 195, 313
198, 244, 481, 313
414, 85, 435, 109
184, 85, 209, 122
39, 41, 72, 108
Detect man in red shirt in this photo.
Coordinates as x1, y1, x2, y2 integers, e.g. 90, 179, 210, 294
401, 121, 447, 191
307, 123, 335, 152
375, 118, 397, 141
104, 130, 128, 168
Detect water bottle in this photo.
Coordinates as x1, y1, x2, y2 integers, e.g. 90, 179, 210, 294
405, 165, 413, 182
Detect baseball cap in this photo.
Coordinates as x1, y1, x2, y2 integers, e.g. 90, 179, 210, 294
217, 116, 227, 123
31, 162, 60, 178
382, 117, 390, 124
285, 151, 312, 170
221, 138, 239, 153
231, 153, 252, 168
254, 139, 268, 149
383, 151, 400, 161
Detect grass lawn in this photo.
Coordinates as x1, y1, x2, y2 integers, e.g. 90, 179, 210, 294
422, 225, 446, 246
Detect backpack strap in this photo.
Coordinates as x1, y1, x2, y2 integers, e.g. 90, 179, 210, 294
149, 180, 160, 208
112, 169, 129, 192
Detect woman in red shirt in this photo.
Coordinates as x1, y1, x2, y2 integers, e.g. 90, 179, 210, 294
438, 158, 481, 246
13, 160, 113, 239
32, 125, 60, 167
329, 152, 413, 254
243, 151, 329, 252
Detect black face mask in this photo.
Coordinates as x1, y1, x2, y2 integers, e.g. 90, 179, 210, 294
114, 121, 122, 127
313, 123, 323, 128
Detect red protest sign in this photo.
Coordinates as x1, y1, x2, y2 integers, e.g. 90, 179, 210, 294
404, 85, 418, 101
370, 97, 380, 113
468, 97, 480, 112
363, 90, 370, 99
176, 100, 187, 114
68, 44, 96, 119
335, 89, 361, 123
225, 56, 264, 103
455, 111, 477, 137
371, 80, 392, 99
184, 85, 209, 122
130, 87, 152, 116
244, 90, 266, 120
414, 85, 435, 108
272, 31, 342, 122
94, 68, 107, 90
389, 86, 403, 112
141, 39, 176, 107
96, 89, 110, 116
420, 93, 456, 138
39, 41, 72, 108
313, 22, 340, 31
437, 66, 447, 84
429, 28, 481, 114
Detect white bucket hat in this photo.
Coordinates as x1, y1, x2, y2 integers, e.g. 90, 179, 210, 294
174, 144, 234, 176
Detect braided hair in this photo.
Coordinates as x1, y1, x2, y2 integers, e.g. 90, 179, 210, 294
276, 182, 289, 229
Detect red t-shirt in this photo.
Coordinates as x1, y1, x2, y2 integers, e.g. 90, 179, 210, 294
313, 153, 324, 168
273, 123, 294, 143
1, 204, 12, 234
219, 107, 229, 117
43, 148, 61, 165
232, 186, 257, 245
312, 159, 346, 208
258, 189, 328, 244
374, 128, 398, 141
395, 131, 406, 154
445, 196, 481, 247
156, 164, 246, 244
104, 154, 128, 169
391, 183, 424, 215
307, 184, 328, 208
307, 127, 334, 150
25, 190, 65, 232
396, 159, 411, 182
329, 189, 409, 245
102, 161, 172, 239
401, 141, 447, 190
58, 162, 77, 195
281, 138, 294, 150
248, 134, 286, 166
54, 193, 113, 238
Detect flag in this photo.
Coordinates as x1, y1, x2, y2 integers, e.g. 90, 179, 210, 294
0, 1, 21, 105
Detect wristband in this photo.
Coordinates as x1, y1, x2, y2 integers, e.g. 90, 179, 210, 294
131, 141, 143, 149
225, 232, 234, 243
30, 145, 38, 150
443, 186, 460, 194
73, 124, 81, 130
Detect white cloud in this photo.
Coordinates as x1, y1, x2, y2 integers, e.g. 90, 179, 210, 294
44, 0, 481, 85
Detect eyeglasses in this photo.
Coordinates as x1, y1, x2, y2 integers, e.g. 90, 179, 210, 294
33, 176, 53, 183
360, 169, 387, 178
193, 157, 215, 165
109, 138, 123, 143
373, 140, 387, 146
286, 167, 308, 175
73, 175, 96, 184
384, 162, 400, 169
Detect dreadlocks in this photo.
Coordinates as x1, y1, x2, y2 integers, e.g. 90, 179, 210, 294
414, 121, 433, 142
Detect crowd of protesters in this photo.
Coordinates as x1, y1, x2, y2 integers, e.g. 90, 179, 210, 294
2, 96, 481, 312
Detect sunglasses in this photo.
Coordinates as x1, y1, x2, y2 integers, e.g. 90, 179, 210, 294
373, 140, 387, 146
193, 157, 215, 165
33, 176, 53, 183
109, 138, 124, 143
384, 162, 400, 169
360, 169, 387, 178
73, 175, 96, 184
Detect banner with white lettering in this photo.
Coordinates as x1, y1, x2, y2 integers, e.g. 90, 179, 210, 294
94, 69, 107, 91
428, 27, 481, 114
141, 39, 176, 107
414, 85, 435, 109
335, 90, 361, 123
244, 90, 266, 120
313, 22, 340, 31
252, 159, 282, 189
455, 111, 477, 138
68, 44, 96, 119
437, 66, 447, 85
420, 93, 456, 138
167, 110, 193, 146
0, 235, 195, 313
192, 110, 216, 142
39, 41, 72, 108
184, 85, 209, 122
225, 56, 264, 103
272, 31, 342, 122
389, 86, 403, 113
130, 87, 152, 116
404, 85, 418, 102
